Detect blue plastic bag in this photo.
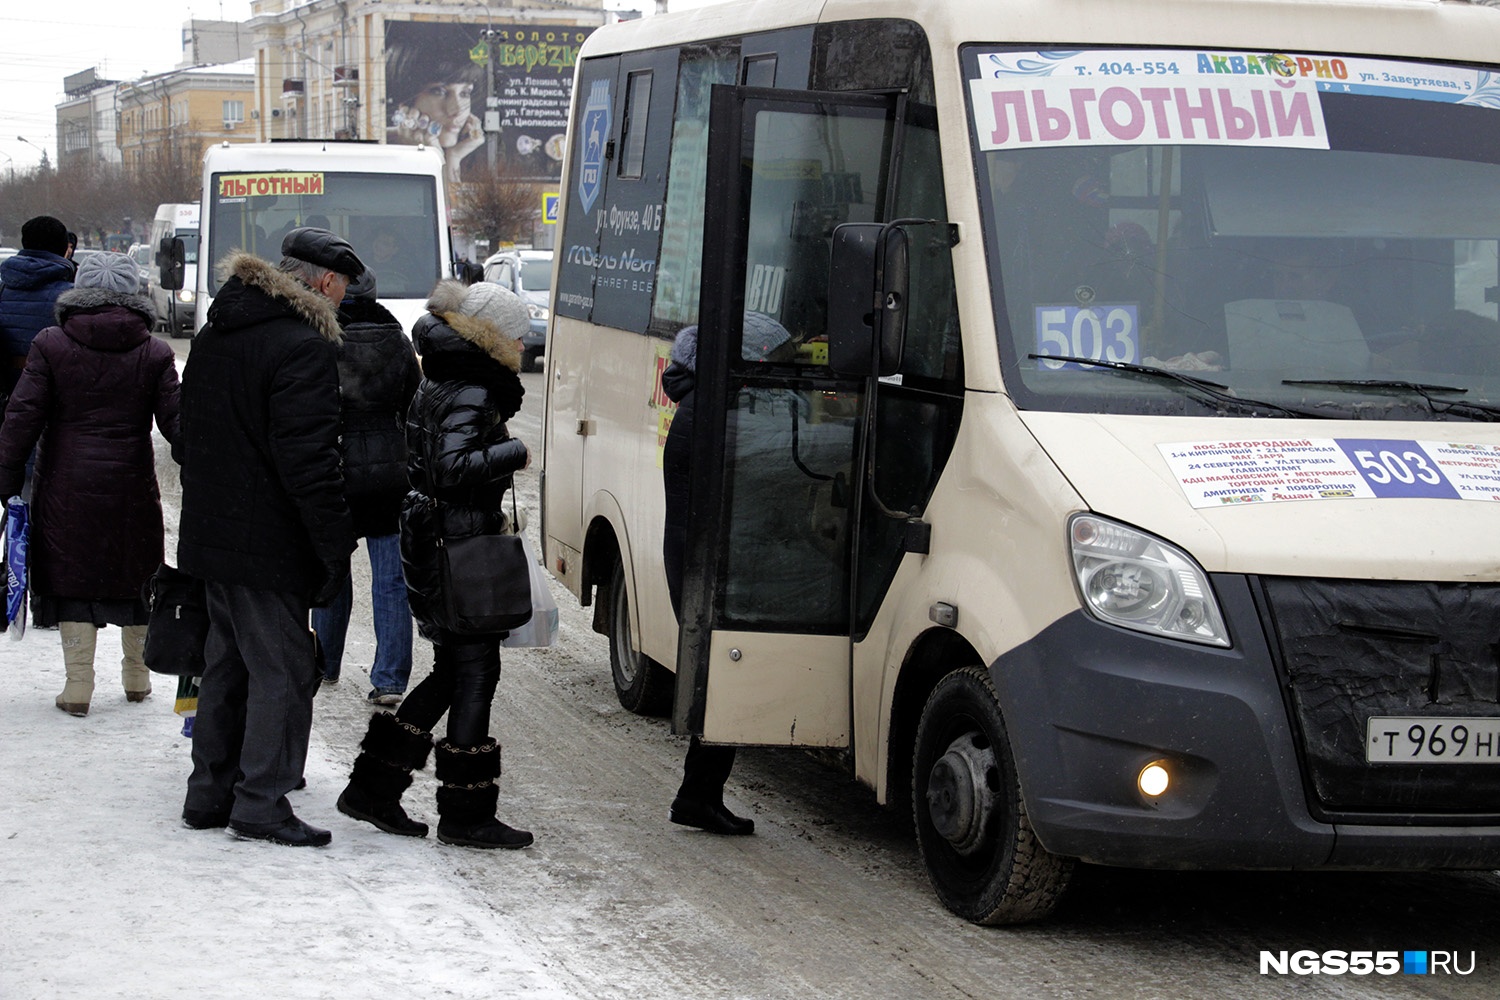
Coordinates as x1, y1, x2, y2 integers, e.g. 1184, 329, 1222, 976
6, 495, 28, 637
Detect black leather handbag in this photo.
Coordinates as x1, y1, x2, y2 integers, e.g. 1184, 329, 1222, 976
143, 563, 209, 676
437, 532, 533, 635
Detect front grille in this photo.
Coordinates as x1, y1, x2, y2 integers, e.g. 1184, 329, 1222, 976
1257, 577, 1500, 818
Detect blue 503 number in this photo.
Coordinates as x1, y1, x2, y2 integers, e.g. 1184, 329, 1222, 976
1335, 439, 1461, 499
1035, 304, 1139, 370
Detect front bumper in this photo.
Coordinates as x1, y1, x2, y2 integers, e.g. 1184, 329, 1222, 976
989, 574, 1500, 870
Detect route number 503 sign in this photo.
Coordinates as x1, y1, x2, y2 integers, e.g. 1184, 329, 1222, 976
1034, 304, 1139, 370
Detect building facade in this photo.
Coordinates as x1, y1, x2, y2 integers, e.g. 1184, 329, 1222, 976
57, 69, 122, 171
116, 62, 258, 181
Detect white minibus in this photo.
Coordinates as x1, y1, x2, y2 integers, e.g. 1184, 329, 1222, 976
148, 202, 200, 336
542, 0, 1500, 923
197, 141, 452, 333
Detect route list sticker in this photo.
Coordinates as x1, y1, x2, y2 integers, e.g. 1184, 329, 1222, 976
1158, 438, 1500, 507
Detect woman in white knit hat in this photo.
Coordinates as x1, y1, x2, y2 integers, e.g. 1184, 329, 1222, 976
336, 278, 536, 849
0, 251, 180, 715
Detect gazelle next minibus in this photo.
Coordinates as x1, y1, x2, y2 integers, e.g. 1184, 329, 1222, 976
541, 0, 1500, 922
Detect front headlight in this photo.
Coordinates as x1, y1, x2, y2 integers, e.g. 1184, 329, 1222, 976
176, 289, 195, 303
1069, 514, 1230, 647
527, 302, 549, 321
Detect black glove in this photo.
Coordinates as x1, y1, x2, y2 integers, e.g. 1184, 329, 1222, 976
311, 557, 349, 608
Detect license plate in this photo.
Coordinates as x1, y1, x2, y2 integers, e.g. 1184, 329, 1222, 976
1365, 717, 1500, 763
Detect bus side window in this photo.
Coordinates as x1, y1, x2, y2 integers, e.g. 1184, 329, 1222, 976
653, 45, 738, 330
741, 55, 777, 87
892, 107, 962, 386
618, 70, 653, 179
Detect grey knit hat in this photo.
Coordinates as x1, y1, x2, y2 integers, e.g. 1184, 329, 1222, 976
76, 252, 141, 295
741, 311, 792, 361
459, 281, 529, 340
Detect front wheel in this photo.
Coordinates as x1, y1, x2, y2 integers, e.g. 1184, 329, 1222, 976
912, 666, 1073, 924
607, 559, 672, 716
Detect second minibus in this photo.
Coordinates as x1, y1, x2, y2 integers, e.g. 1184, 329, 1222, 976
197, 141, 452, 333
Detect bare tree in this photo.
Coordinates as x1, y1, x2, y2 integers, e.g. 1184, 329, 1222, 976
450, 166, 543, 248
0, 134, 201, 249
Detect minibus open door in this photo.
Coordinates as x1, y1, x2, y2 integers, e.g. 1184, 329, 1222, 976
674, 86, 903, 748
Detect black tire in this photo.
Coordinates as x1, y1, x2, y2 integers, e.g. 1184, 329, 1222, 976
608, 559, 673, 716
912, 666, 1073, 924
520, 350, 540, 373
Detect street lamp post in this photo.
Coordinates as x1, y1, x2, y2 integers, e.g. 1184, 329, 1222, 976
465, 0, 498, 172
17, 135, 48, 170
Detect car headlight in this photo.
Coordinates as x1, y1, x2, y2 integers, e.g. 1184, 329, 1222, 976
1069, 514, 1230, 647
527, 303, 549, 321
176, 289, 195, 303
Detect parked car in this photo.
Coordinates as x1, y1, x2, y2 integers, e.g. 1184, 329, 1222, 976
70, 248, 106, 270
482, 248, 553, 372
128, 242, 153, 290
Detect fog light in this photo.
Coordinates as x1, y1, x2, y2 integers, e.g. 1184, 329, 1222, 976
1138, 762, 1170, 797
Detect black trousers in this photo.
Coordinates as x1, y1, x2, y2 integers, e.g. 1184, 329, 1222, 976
397, 634, 501, 746
676, 738, 736, 803
186, 583, 318, 825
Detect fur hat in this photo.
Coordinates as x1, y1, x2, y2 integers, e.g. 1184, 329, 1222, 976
76, 252, 141, 295
671, 325, 698, 372
345, 267, 377, 302
458, 281, 529, 340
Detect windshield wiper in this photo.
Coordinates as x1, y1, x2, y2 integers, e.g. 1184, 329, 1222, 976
1283, 378, 1500, 422
1030, 354, 1331, 418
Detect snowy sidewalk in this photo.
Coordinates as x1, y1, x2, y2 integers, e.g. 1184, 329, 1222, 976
0, 626, 573, 1000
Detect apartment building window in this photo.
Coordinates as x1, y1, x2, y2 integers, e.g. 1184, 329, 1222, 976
63, 124, 89, 153
223, 100, 245, 126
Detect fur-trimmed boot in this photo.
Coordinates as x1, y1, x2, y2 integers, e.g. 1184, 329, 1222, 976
120, 624, 151, 701
337, 712, 433, 837
56, 621, 98, 716
434, 738, 534, 849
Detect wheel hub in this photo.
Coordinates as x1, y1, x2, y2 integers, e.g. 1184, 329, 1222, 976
925, 732, 998, 856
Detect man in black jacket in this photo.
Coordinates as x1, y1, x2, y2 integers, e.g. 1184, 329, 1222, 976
175, 227, 361, 847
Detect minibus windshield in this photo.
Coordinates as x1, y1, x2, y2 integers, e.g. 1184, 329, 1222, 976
967, 48, 1500, 419
206, 171, 441, 300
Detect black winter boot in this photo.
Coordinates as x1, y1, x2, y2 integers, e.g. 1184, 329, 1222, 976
337, 712, 433, 838
433, 738, 534, 849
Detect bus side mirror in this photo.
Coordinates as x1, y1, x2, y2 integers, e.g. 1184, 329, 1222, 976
159, 237, 186, 291
827, 223, 908, 377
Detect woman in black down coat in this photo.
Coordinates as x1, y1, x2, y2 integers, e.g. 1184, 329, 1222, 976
0, 252, 179, 716
337, 278, 533, 849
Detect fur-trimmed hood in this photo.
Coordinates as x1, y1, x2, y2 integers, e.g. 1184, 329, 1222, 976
55, 286, 156, 327
209, 251, 342, 343
421, 280, 523, 372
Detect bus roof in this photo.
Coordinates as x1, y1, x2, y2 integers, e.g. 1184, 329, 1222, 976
201, 141, 447, 175
579, 0, 1500, 66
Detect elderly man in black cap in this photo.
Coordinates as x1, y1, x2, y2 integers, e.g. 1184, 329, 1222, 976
175, 227, 362, 847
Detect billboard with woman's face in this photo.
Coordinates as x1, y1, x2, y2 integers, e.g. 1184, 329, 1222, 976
384, 21, 592, 184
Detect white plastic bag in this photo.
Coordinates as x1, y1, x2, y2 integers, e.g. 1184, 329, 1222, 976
502, 532, 559, 648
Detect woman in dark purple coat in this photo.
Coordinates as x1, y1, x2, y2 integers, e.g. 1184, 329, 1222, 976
0, 252, 180, 716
